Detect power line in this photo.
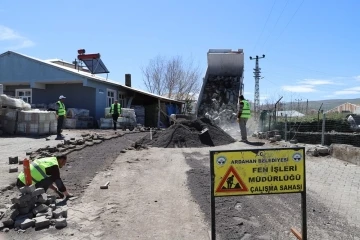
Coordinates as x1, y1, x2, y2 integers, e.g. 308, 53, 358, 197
259, 0, 290, 51
267, 0, 305, 53
252, 0, 277, 53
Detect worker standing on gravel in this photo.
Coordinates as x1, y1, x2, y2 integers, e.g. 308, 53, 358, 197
237, 95, 251, 142
16, 154, 73, 199
56, 95, 67, 140
110, 99, 122, 131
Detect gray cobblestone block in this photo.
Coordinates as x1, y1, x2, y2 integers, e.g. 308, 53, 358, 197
20, 218, 34, 230
55, 218, 67, 229
2, 228, 9, 232
2, 218, 14, 227
290, 139, 298, 144
37, 193, 47, 204
45, 209, 53, 219
45, 195, 56, 205
5, 209, 20, 221
19, 187, 27, 195
31, 188, 45, 197
317, 146, 329, 155
9, 156, 18, 164
24, 185, 36, 194
15, 213, 33, 221
34, 216, 50, 229
275, 135, 282, 141
52, 207, 67, 219
32, 204, 49, 215
18, 206, 30, 215
9, 166, 18, 173
269, 137, 276, 143
50, 204, 56, 211
35, 212, 46, 217
0, 221, 4, 230
11, 194, 32, 205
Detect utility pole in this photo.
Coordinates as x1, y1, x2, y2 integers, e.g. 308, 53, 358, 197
249, 54, 265, 121
295, 99, 302, 112
306, 99, 308, 115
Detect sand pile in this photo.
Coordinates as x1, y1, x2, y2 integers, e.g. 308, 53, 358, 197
136, 118, 235, 148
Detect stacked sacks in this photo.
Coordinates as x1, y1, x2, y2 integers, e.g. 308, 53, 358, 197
0, 185, 67, 231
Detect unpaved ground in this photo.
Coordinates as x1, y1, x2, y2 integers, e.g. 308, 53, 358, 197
183, 143, 360, 240
1, 134, 360, 240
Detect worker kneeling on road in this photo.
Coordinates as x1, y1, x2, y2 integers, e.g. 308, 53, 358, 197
16, 154, 73, 199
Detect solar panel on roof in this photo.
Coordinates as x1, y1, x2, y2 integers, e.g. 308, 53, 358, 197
81, 58, 109, 74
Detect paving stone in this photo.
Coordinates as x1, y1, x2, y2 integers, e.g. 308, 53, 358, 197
290, 139, 298, 144
11, 194, 32, 205
37, 193, 47, 204
46, 195, 56, 204
9, 166, 18, 173
31, 188, 45, 197
6, 209, 19, 220
34, 216, 50, 229
50, 204, 56, 211
2, 227, 9, 232
52, 207, 67, 219
55, 218, 67, 229
25, 185, 36, 194
2, 218, 14, 227
9, 156, 19, 164
0, 221, 4, 230
32, 204, 49, 215
15, 213, 33, 221
18, 206, 30, 215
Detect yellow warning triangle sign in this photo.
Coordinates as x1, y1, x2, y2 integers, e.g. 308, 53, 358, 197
216, 166, 248, 193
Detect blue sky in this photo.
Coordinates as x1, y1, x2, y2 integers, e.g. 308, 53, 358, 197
1, 0, 360, 104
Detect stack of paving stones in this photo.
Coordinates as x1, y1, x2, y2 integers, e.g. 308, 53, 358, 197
197, 75, 241, 127
28, 133, 124, 160
0, 185, 67, 232
8, 156, 19, 173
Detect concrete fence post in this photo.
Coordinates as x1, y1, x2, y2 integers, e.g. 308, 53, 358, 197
285, 114, 288, 141
321, 113, 326, 145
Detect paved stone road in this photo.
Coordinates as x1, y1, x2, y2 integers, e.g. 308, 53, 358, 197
306, 155, 360, 229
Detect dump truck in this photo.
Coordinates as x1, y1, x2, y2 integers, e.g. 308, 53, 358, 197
196, 49, 244, 126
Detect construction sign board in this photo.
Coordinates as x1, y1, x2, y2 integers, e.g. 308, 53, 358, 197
210, 147, 305, 197
210, 147, 307, 240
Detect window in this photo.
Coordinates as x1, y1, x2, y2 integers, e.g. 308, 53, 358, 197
107, 89, 116, 107
16, 89, 32, 103
118, 93, 126, 107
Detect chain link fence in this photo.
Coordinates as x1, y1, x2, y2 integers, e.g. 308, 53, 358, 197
256, 103, 360, 147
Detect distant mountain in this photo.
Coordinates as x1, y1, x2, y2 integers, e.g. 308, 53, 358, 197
282, 98, 360, 112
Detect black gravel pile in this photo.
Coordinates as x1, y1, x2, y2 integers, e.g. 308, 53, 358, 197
136, 117, 235, 148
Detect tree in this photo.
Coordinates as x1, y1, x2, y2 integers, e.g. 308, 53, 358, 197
141, 55, 201, 100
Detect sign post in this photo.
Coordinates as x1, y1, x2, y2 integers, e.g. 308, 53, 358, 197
210, 147, 307, 240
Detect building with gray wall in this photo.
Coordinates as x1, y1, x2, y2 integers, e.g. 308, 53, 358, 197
0, 51, 182, 127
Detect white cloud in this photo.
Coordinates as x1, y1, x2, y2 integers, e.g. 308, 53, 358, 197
0, 25, 35, 50
281, 85, 317, 93
354, 76, 360, 81
334, 86, 360, 95
298, 79, 337, 85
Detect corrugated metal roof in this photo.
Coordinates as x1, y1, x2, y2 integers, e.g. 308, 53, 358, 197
0, 51, 183, 104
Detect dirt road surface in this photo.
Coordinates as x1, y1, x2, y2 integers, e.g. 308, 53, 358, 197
1, 135, 360, 240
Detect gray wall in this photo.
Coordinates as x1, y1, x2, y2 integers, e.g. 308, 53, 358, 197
33, 84, 96, 119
